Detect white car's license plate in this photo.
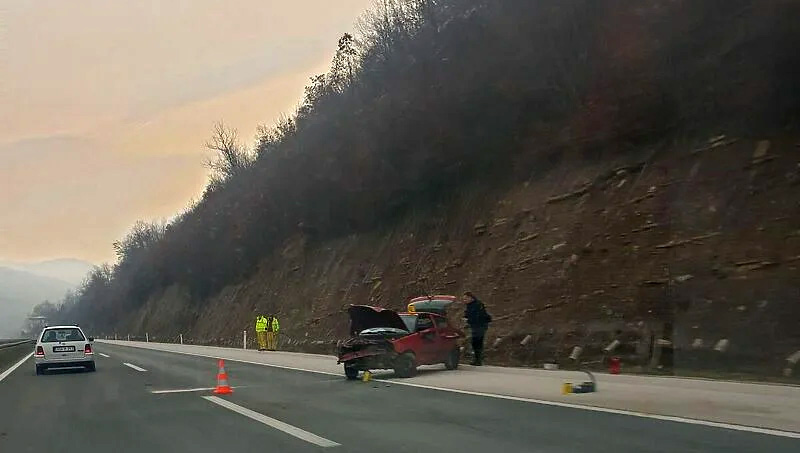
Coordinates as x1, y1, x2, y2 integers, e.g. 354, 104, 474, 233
53, 346, 76, 352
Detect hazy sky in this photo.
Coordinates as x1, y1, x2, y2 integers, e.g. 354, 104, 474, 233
0, 0, 372, 264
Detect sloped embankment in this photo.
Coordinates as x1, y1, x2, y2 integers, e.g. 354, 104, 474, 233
125, 135, 800, 379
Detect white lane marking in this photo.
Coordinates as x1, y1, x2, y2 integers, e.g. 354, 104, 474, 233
152, 387, 214, 394
98, 353, 110, 358
122, 362, 147, 372
202, 396, 340, 447
371, 379, 800, 440
0, 353, 32, 382
104, 343, 800, 439
151, 387, 241, 394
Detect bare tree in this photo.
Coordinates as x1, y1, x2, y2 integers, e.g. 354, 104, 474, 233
298, 74, 330, 119
204, 121, 253, 183
113, 220, 166, 263
330, 33, 359, 91
255, 115, 296, 158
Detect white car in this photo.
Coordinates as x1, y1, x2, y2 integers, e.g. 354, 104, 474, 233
34, 325, 95, 374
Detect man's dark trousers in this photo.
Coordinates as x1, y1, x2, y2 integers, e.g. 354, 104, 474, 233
471, 324, 487, 364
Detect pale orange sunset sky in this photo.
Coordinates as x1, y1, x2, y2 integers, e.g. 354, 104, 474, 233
0, 0, 372, 264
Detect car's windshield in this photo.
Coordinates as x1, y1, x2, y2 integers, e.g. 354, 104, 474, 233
41, 328, 84, 343
399, 314, 417, 332
359, 327, 408, 335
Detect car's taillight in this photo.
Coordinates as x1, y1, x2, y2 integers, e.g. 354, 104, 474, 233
84, 343, 93, 354
35, 346, 45, 357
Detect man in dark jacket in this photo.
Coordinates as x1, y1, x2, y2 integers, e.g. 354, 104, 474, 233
463, 291, 491, 365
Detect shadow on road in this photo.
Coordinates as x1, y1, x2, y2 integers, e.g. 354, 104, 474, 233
39, 367, 91, 376
343, 365, 452, 381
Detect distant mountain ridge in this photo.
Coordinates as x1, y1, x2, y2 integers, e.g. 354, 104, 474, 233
0, 258, 93, 287
0, 259, 93, 337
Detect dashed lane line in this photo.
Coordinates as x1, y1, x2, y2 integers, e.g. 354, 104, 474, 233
202, 396, 340, 447
122, 362, 147, 372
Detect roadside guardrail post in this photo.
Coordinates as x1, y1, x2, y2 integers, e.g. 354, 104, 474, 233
127, 334, 130, 341
179, 333, 183, 345
146, 332, 149, 342
243, 330, 247, 349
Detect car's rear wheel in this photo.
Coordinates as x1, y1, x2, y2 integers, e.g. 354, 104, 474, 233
35, 365, 45, 376
444, 348, 460, 370
86, 362, 96, 372
394, 352, 417, 378
344, 363, 359, 380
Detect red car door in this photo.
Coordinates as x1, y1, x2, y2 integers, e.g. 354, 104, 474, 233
414, 313, 440, 364
432, 315, 459, 361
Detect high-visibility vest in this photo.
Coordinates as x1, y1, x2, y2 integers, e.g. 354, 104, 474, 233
271, 317, 280, 333
255, 316, 267, 332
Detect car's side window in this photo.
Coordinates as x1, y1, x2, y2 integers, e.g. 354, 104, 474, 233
42, 330, 56, 342
416, 314, 434, 332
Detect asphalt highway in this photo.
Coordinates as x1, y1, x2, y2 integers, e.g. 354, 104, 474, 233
0, 342, 797, 452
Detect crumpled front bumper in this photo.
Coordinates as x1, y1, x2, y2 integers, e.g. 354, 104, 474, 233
337, 349, 386, 364
337, 337, 396, 364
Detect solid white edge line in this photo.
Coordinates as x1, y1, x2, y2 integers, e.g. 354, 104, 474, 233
98, 353, 110, 358
104, 342, 800, 439
370, 379, 800, 440
122, 362, 147, 372
0, 353, 32, 382
202, 395, 340, 447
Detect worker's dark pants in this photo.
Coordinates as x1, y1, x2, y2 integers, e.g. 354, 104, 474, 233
470, 325, 488, 364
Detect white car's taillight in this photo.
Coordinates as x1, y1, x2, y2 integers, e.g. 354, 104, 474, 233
35, 346, 45, 357
84, 343, 93, 355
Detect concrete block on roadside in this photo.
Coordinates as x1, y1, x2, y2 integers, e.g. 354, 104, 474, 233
714, 339, 729, 353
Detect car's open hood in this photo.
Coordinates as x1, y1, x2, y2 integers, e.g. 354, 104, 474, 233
348, 305, 409, 334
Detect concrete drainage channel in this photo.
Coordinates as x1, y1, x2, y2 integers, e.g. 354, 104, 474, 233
0, 340, 34, 374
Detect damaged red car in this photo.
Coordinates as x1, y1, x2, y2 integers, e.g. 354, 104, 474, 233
338, 304, 463, 379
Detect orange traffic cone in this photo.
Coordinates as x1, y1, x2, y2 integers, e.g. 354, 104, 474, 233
213, 359, 233, 394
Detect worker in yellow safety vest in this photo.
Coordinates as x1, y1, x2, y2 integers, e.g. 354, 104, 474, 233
266, 315, 280, 351
255, 315, 268, 351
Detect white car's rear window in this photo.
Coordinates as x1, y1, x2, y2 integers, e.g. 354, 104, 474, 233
41, 328, 85, 343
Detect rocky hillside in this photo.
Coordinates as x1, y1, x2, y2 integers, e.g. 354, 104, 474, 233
120, 133, 800, 379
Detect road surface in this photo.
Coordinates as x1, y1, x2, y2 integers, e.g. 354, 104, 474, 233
0, 342, 797, 452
